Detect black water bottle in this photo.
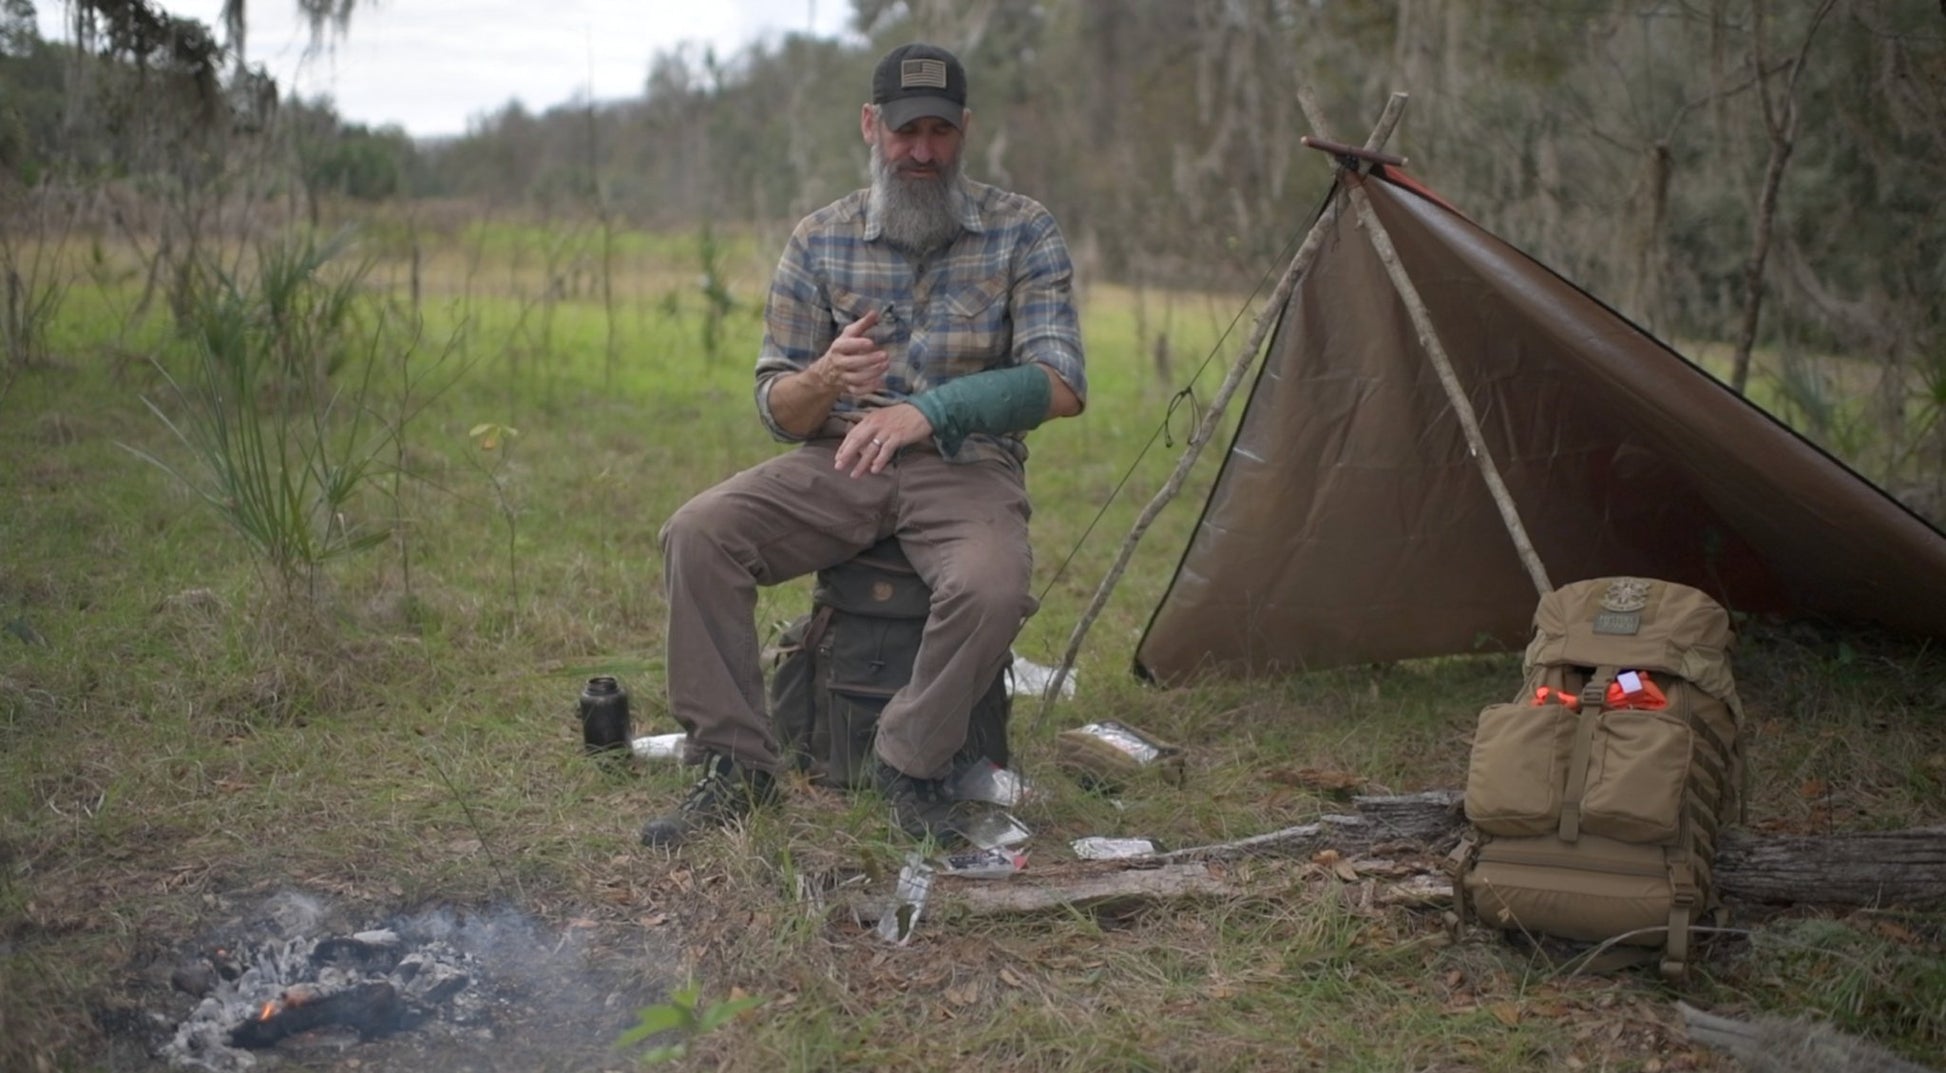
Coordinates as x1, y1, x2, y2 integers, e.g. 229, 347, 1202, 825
579, 675, 632, 757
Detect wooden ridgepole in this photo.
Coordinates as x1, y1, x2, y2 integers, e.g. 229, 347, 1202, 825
1035, 92, 1413, 723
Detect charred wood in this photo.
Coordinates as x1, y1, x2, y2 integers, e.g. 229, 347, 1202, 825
227, 982, 405, 1049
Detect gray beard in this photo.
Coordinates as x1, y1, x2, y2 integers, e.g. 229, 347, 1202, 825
869, 144, 963, 256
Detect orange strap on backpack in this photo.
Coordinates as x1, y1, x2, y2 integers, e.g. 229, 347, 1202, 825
1606, 670, 1668, 710
1532, 672, 1667, 711
1532, 686, 1580, 710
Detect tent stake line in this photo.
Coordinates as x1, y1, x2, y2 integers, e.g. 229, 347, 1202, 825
1035, 92, 1412, 723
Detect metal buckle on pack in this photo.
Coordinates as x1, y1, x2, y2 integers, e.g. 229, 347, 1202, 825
1668, 863, 1700, 907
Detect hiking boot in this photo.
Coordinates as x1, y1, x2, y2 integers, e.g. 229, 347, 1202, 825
871, 756, 966, 846
639, 753, 780, 847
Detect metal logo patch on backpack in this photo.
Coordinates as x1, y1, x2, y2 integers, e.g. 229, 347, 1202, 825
1593, 578, 1651, 634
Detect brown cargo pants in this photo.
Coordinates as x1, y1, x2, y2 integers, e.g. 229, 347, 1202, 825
658, 441, 1034, 780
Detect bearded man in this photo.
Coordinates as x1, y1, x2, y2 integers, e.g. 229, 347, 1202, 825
640, 42, 1087, 848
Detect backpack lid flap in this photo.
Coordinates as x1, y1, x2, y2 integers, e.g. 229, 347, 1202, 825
814, 545, 933, 618
1525, 578, 1739, 706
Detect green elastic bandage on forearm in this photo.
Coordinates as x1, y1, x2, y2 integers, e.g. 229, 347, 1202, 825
908, 363, 1053, 457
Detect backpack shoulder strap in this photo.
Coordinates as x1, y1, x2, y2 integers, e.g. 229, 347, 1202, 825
802, 603, 836, 654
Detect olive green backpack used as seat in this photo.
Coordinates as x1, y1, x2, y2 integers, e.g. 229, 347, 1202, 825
766, 538, 1011, 789
1449, 576, 1744, 979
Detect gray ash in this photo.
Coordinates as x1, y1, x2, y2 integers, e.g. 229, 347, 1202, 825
146, 891, 672, 1073
161, 907, 491, 1071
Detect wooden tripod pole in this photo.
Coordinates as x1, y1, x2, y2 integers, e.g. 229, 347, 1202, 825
1303, 88, 1550, 597
1340, 175, 1554, 598
1034, 92, 1413, 724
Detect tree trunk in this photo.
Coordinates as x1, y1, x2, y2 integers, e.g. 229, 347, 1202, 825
1728, 126, 1792, 395
1728, 0, 1838, 395
1626, 143, 1671, 330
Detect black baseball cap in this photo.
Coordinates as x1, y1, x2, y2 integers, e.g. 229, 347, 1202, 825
871, 43, 967, 130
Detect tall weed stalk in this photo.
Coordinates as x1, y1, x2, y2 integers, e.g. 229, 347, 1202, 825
465, 422, 523, 628
381, 305, 474, 612
698, 218, 736, 362
0, 182, 80, 407
122, 232, 392, 597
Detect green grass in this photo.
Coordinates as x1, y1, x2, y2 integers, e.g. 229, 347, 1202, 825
3, 227, 1944, 1073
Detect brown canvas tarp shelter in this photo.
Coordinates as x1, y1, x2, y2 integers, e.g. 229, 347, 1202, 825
1134, 168, 1946, 684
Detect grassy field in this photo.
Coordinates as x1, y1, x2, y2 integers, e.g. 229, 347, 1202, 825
3, 224, 1944, 1073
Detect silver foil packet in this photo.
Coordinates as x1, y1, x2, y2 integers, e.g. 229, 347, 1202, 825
1071, 836, 1160, 860
630, 732, 686, 760
1076, 721, 1164, 764
957, 810, 1032, 850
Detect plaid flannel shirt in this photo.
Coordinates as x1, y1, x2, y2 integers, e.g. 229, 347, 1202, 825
754, 176, 1087, 465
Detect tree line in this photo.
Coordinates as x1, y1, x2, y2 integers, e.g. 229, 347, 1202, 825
3, 0, 1943, 488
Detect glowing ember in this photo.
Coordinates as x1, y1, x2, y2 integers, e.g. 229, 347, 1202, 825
257, 1001, 276, 1021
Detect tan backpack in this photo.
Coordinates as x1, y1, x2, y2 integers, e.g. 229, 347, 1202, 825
1450, 577, 1744, 978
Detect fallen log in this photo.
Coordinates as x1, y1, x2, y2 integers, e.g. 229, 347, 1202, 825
946, 861, 1239, 915
1677, 1001, 1941, 1073
1166, 792, 1946, 909
1154, 789, 1465, 864
1713, 825, 1946, 908
847, 794, 1946, 924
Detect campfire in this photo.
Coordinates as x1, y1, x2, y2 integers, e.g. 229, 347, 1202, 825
162, 919, 483, 1072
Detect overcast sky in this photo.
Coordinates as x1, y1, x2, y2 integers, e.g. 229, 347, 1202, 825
38, 0, 857, 139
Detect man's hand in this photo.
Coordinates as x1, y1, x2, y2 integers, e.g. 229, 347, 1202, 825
767, 308, 895, 437
834, 402, 934, 478
816, 308, 890, 399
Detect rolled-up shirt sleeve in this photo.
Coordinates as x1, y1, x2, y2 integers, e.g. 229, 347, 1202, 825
1011, 210, 1088, 407
754, 224, 835, 442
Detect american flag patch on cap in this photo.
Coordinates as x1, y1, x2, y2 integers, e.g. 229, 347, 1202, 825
901, 58, 948, 89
